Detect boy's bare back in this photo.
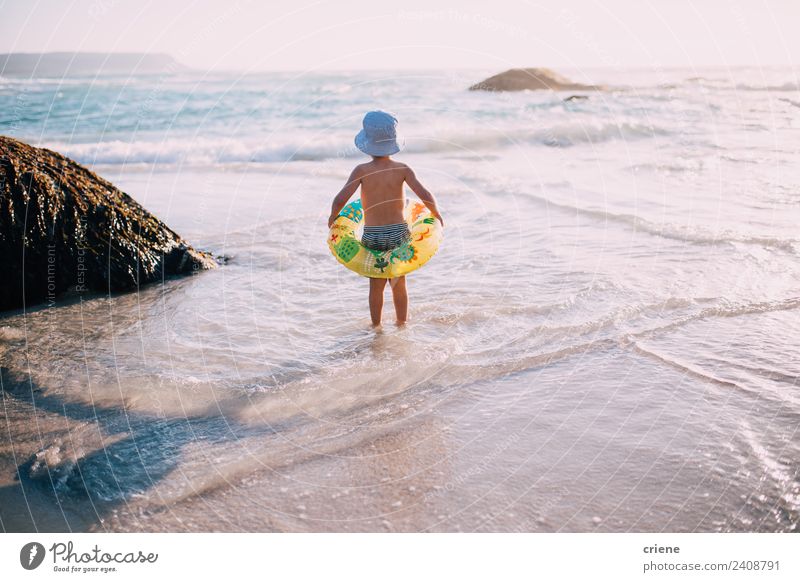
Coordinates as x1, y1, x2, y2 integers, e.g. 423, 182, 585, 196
357, 158, 408, 226
328, 155, 442, 230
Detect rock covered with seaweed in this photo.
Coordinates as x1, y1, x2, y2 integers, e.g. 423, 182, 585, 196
0, 136, 217, 312
468, 68, 603, 92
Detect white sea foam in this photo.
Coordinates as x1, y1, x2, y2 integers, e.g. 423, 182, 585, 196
44, 121, 670, 166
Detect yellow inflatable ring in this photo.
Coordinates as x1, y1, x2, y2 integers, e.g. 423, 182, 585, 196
328, 199, 443, 278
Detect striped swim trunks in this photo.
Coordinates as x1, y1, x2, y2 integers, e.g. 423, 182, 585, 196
361, 223, 411, 252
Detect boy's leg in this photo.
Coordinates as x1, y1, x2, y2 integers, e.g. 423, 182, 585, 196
389, 276, 408, 325
369, 277, 388, 326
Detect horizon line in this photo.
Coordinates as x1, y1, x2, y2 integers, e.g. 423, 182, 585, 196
0, 51, 796, 74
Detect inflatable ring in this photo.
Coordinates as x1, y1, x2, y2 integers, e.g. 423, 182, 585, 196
328, 199, 443, 278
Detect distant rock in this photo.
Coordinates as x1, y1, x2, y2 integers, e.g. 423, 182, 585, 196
0, 52, 187, 78
0, 136, 216, 312
469, 68, 603, 92
564, 95, 589, 102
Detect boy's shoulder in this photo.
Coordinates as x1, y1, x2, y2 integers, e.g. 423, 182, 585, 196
350, 161, 370, 176
350, 162, 369, 178
353, 159, 410, 173
385, 159, 410, 173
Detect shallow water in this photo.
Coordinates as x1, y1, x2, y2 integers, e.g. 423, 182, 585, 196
0, 67, 798, 531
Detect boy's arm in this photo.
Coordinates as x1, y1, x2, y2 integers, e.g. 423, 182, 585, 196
328, 167, 362, 227
404, 166, 444, 226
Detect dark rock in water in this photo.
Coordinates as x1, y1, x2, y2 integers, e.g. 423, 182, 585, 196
564, 95, 589, 102
0, 136, 217, 312
469, 68, 603, 92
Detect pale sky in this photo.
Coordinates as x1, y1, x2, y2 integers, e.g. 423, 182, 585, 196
0, 0, 797, 71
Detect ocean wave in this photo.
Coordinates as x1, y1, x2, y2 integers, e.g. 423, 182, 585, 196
696, 296, 800, 319
500, 186, 799, 253
627, 339, 800, 417
446, 338, 618, 385
508, 121, 668, 148
629, 297, 800, 343
630, 340, 746, 390
43, 121, 669, 166
734, 82, 800, 92
45, 136, 358, 165
624, 77, 800, 94
592, 212, 798, 253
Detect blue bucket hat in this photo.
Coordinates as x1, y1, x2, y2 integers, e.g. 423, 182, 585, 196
354, 110, 402, 156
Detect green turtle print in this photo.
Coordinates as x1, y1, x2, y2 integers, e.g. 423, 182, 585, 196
373, 255, 389, 273
363, 246, 390, 273
390, 242, 416, 264
335, 235, 360, 262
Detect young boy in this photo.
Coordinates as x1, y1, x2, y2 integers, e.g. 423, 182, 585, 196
328, 111, 444, 327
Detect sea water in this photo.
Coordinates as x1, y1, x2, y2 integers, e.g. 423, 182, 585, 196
0, 67, 798, 532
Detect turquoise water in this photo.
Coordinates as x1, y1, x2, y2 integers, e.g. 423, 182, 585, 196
1, 67, 799, 532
